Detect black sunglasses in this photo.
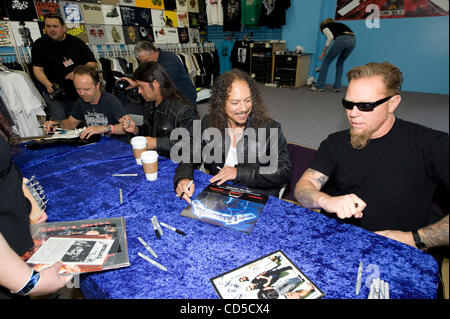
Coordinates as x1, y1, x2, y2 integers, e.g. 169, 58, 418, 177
341, 96, 393, 112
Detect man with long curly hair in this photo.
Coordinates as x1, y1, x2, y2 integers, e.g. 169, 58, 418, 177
174, 69, 292, 202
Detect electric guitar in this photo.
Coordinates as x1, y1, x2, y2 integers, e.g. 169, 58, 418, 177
22, 176, 48, 224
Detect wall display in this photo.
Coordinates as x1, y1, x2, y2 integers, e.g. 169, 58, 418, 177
81, 2, 105, 25
119, 0, 136, 6
164, 26, 179, 42
222, 0, 241, 31
188, 12, 200, 28
0, 2, 7, 20
120, 6, 152, 26
101, 0, 120, 4
176, 0, 188, 12
188, 27, 199, 43
137, 25, 154, 41
151, 9, 166, 26
149, 0, 165, 10
152, 26, 167, 43
258, 0, 291, 28
86, 24, 108, 44
105, 25, 125, 43
102, 4, 123, 25
34, 0, 60, 22
10, 20, 41, 46
177, 11, 189, 27
164, 10, 178, 27
0, 21, 16, 47
122, 25, 141, 43
187, 0, 199, 13
5, 0, 38, 21
177, 26, 189, 43
80, 0, 100, 3
66, 23, 89, 43
59, 1, 83, 23
164, 0, 177, 11
335, 0, 448, 20
135, 0, 152, 8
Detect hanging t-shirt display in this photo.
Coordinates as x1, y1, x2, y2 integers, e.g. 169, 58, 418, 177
230, 40, 252, 73
123, 25, 141, 44
120, 0, 136, 6
82, 3, 105, 25
106, 25, 126, 44
258, 0, 291, 28
164, 0, 177, 11
222, 0, 241, 31
4, 0, 37, 22
66, 23, 89, 43
102, 4, 123, 25
86, 24, 108, 44
59, 1, 83, 24
10, 21, 41, 47
241, 0, 262, 28
35, 1, 59, 22
120, 6, 152, 26
0, 21, 15, 47
138, 26, 154, 42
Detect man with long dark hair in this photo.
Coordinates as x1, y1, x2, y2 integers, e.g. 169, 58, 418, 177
119, 62, 198, 158
174, 69, 292, 201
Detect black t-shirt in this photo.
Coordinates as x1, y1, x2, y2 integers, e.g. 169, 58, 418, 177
222, 0, 242, 31
310, 118, 449, 231
258, 0, 291, 29
31, 33, 96, 100
0, 138, 34, 299
71, 91, 126, 126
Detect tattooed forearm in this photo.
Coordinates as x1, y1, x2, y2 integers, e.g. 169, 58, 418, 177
294, 169, 329, 208
420, 215, 449, 248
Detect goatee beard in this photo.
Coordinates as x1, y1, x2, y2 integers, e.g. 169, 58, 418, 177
350, 128, 372, 150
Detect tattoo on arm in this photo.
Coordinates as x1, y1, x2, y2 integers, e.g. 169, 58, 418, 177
420, 215, 449, 248
294, 169, 329, 208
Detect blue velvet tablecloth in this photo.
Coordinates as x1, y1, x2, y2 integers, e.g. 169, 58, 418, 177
13, 137, 439, 299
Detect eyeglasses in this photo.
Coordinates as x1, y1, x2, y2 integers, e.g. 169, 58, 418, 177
341, 96, 393, 112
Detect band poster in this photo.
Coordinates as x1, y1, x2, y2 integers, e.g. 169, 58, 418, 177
335, 0, 449, 20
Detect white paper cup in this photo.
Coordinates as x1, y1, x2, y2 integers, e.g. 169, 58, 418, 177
131, 136, 147, 165
141, 151, 158, 181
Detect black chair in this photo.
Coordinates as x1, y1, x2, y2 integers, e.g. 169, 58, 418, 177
281, 142, 317, 203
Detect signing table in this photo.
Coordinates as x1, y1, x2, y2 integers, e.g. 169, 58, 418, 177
13, 137, 439, 299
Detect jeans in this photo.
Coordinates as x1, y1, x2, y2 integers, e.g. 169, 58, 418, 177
317, 35, 356, 89
43, 92, 76, 121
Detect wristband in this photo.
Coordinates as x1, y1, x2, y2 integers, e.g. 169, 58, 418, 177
109, 124, 114, 134
412, 230, 426, 249
14, 269, 41, 296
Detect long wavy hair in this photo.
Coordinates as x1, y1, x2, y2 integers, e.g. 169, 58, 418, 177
208, 69, 269, 132
134, 61, 191, 105
0, 114, 18, 143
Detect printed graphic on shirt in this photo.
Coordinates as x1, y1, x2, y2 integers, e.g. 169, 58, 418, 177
106, 25, 126, 44
102, 4, 123, 25
151, 9, 166, 27
81, 3, 105, 25
138, 26, 154, 42
10, 21, 41, 47
0, 21, 16, 47
66, 23, 89, 43
119, 0, 136, 5
86, 24, 108, 45
59, 1, 83, 24
85, 111, 108, 127
120, 6, 152, 26
176, 0, 188, 12
5, 0, 38, 22
123, 25, 141, 44
164, 10, 178, 27
177, 12, 189, 27
34, 1, 59, 22
187, 0, 199, 13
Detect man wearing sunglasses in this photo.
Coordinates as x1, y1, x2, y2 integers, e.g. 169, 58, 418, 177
294, 62, 448, 252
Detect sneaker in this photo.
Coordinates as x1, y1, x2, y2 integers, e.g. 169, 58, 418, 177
333, 88, 341, 93
310, 86, 324, 92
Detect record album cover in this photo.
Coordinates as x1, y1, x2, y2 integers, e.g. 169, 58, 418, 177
211, 250, 324, 299
180, 183, 268, 234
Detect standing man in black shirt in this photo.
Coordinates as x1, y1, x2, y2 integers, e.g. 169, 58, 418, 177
310, 18, 356, 92
295, 62, 448, 250
32, 14, 97, 121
